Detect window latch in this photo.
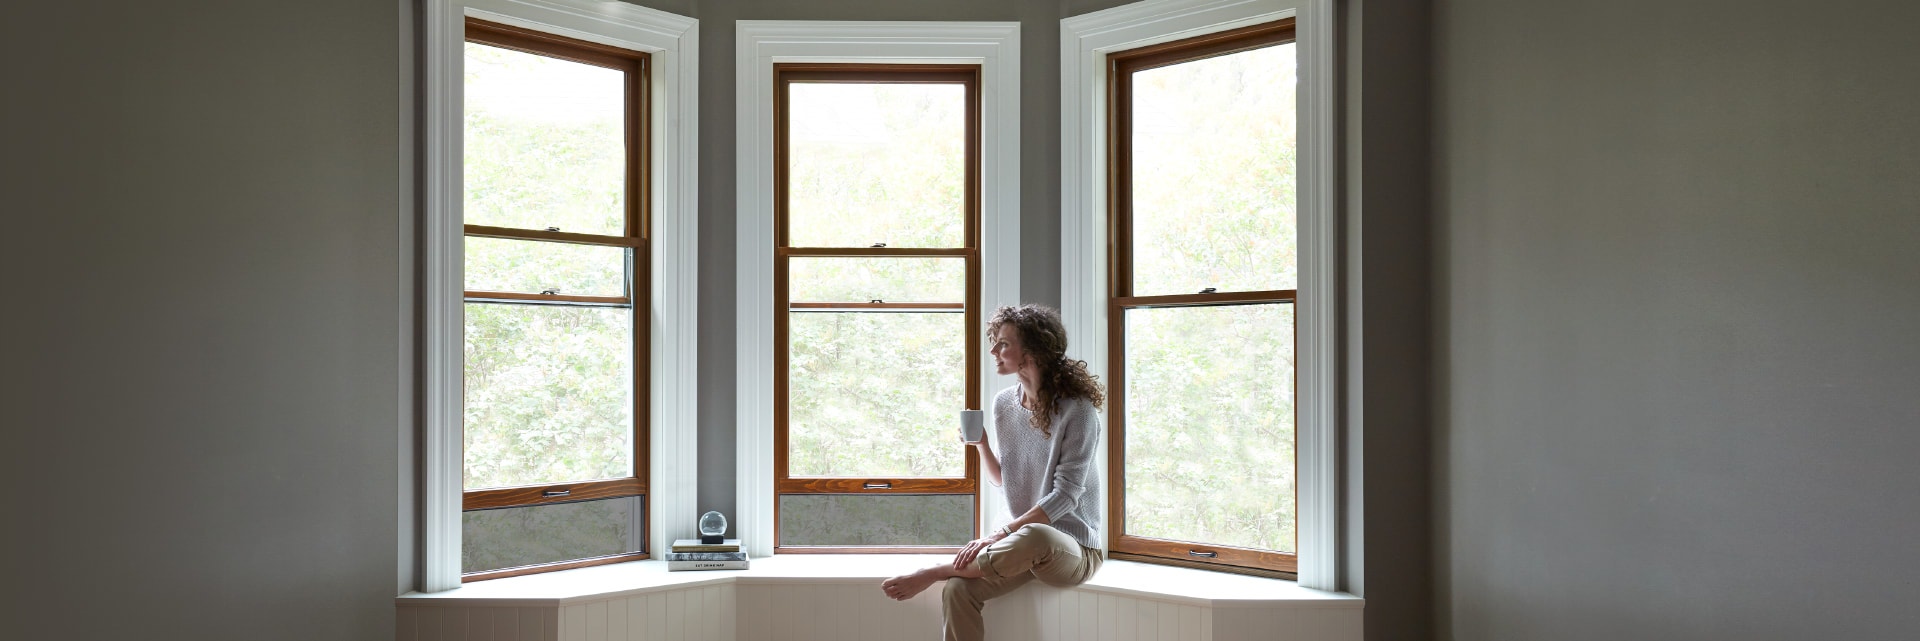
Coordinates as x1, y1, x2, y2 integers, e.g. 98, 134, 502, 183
871, 242, 886, 248
546, 226, 561, 232
1187, 550, 1217, 558
870, 299, 884, 304
541, 288, 560, 295
543, 489, 571, 497
863, 482, 892, 490
1199, 287, 1217, 294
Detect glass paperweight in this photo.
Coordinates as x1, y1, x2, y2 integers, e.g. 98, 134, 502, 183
699, 511, 728, 544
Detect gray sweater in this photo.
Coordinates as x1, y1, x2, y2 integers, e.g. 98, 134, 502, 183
992, 384, 1102, 549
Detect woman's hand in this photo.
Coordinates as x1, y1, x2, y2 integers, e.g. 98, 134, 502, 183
951, 531, 1006, 571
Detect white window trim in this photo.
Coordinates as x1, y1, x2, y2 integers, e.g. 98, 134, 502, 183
421, 0, 699, 592
1060, 0, 1340, 589
734, 21, 1023, 559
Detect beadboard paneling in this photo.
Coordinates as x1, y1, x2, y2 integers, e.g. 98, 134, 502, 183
398, 579, 1358, 641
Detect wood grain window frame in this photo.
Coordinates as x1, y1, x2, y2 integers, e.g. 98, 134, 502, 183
1104, 19, 1301, 578
460, 17, 652, 581
772, 64, 982, 554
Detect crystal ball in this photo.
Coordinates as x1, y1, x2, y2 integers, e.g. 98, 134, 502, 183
699, 511, 727, 537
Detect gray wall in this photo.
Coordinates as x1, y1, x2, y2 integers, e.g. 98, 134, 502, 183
1343, 1, 1435, 640
1433, 1, 1920, 639
3, 1, 403, 640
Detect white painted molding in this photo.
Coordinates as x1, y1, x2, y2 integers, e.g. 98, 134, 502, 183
1292, 0, 1340, 594
396, 557, 1363, 641
421, 0, 699, 592
1059, 0, 1342, 590
735, 21, 1023, 559
422, 0, 465, 594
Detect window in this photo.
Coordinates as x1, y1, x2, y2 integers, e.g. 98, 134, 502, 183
735, 21, 1018, 559
1106, 19, 1301, 576
459, 18, 650, 581
772, 64, 983, 551
420, 0, 695, 593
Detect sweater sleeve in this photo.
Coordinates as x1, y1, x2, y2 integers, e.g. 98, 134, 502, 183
1034, 401, 1099, 522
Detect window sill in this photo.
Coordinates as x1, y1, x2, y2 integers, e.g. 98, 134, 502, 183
396, 554, 1361, 609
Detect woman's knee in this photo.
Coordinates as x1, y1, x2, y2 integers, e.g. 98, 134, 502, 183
942, 577, 975, 606
1004, 525, 1062, 555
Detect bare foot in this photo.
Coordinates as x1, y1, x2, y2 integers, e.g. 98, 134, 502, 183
881, 566, 946, 601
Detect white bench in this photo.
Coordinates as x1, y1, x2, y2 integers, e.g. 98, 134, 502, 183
395, 555, 1363, 641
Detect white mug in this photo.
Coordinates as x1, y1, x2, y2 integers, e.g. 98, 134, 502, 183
958, 409, 985, 443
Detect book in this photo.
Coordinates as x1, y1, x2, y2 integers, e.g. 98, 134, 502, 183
668, 559, 749, 571
665, 551, 748, 562
671, 538, 742, 553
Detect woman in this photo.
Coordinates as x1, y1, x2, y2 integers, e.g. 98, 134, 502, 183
881, 304, 1106, 641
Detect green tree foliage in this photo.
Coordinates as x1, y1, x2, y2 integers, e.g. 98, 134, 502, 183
463, 42, 627, 236
783, 82, 972, 483
790, 257, 964, 304
464, 304, 632, 490
1125, 304, 1296, 552
467, 235, 626, 297
462, 41, 635, 491
1122, 43, 1299, 553
788, 312, 966, 477
1132, 43, 1298, 295
788, 83, 965, 248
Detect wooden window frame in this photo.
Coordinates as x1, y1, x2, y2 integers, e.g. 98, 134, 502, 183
1105, 19, 1301, 578
772, 64, 983, 554
460, 18, 652, 581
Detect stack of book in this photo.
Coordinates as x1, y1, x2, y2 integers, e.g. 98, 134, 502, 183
666, 539, 747, 571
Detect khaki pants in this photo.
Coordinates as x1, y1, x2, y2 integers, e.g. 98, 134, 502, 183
942, 524, 1103, 641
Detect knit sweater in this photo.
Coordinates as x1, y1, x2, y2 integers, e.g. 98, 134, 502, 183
992, 384, 1102, 549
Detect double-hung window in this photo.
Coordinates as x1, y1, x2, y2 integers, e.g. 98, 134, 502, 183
1106, 19, 1302, 576
459, 18, 650, 581
772, 64, 983, 552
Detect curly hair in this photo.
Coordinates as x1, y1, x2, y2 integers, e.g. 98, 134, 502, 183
986, 304, 1105, 438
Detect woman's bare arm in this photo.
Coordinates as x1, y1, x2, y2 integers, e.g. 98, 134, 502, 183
972, 438, 1003, 487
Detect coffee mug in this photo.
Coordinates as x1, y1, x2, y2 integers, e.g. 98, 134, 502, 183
958, 409, 985, 443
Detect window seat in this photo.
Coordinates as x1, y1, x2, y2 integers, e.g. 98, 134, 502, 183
396, 555, 1362, 640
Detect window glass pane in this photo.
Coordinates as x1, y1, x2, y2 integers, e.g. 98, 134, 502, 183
464, 41, 626, 236
463, 496, 643, 574
465, 303, 633, 490
465, 236, 627, 297
1130, 43, 1296, 295
780, 495, 973, 546
789, 257, 964, 304
787, 82, 965, 248
1123, 303, 1294, 552
789, 312, 965, 477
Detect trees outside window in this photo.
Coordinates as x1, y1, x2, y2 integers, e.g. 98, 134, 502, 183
773, 65, 983, 551
460, 18, 651, 581
1107, 19, 1301, 576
